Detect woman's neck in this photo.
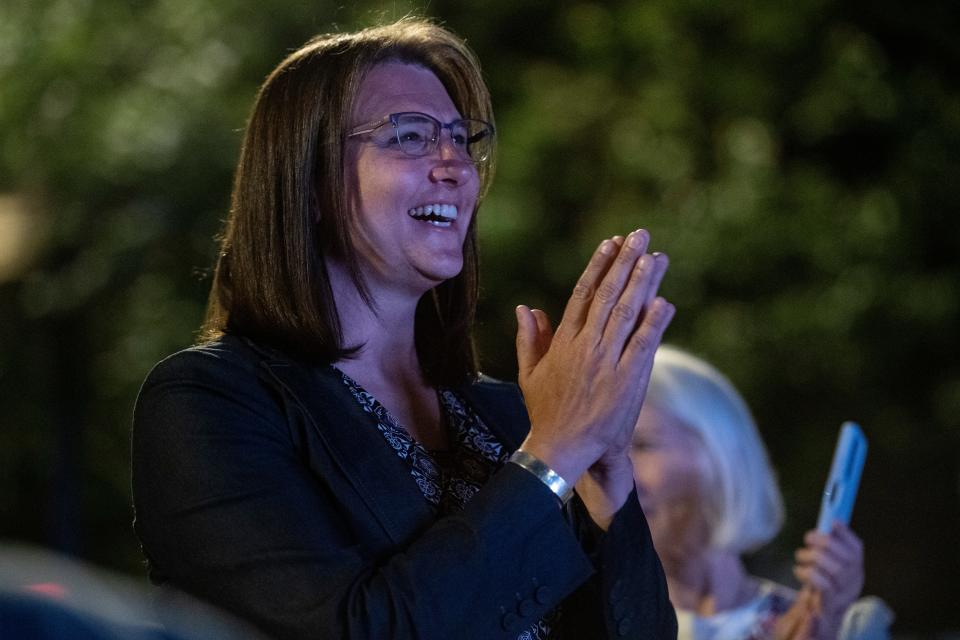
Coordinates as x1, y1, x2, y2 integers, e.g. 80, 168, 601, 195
666, 549, 757, 616
324, 257, 449, 449
326, 258, 423, 381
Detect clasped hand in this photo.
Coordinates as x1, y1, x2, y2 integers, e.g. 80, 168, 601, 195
515, 229, 674, 527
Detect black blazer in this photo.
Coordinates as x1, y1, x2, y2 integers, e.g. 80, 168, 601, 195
132, 335, 676, 639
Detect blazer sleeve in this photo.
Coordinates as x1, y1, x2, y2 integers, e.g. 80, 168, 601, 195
131, 349, 595, 640
559, 493, 677, 639
466, 376, 676, 639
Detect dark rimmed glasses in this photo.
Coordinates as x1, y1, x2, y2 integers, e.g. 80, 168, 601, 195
347, 111, 495, 163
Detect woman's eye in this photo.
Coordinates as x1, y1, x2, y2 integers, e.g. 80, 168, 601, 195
372, 130, 402, 147
394, 120, 434, 146
398, 130, 426, 143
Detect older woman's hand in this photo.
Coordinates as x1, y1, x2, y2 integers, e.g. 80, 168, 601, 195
792, 523, 865, 639
514, 229, 673, 523
774, 587, 818, 640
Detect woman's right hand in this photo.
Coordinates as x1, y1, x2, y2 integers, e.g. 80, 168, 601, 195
514, 229, 674, 486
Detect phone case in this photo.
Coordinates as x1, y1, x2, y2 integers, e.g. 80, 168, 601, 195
815, 421, 868, 533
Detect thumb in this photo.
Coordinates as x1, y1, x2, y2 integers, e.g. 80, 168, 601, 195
515, 305, 539, 383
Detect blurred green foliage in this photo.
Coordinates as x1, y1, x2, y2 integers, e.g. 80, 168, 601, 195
1, 0, 957, 633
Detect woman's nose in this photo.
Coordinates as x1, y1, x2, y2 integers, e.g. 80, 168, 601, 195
429, 140, 475, 185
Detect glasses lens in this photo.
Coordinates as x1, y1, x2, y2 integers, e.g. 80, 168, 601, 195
389, 114, 494, 162
394, 115, 437, 156
461, 120, 493, 162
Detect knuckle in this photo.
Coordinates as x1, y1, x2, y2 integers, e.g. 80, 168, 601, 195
631, 332, 654, 354
595, 281, 619, 303
572, 282, 593, 301
612, 302, 636, 322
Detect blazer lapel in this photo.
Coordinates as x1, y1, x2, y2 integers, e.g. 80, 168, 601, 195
259, 357, 436, 546
249, 333, 532, 546
458, 375, 530, 453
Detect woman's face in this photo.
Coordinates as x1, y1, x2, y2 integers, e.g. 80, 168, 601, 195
344, 61, 480, 296
631, 404, 712, 561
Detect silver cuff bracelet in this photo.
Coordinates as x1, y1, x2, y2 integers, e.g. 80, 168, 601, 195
508, 449, 574, 505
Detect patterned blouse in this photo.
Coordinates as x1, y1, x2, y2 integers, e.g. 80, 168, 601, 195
335, 367, 557, 639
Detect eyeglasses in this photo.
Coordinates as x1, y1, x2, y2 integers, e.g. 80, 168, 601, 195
347, 111, 495, 163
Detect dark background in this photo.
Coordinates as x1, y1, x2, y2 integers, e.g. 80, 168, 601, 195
1, 0, 957, 635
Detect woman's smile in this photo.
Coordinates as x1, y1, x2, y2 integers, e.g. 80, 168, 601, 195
407, 203, 459, 227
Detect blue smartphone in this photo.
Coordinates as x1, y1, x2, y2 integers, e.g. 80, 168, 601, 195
816, 421, 868, 534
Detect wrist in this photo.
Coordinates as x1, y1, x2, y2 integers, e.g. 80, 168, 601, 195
575, 471, 632, 531
587, 449, 634, 480
516, 435, 595, 483
509, 449, 575, 505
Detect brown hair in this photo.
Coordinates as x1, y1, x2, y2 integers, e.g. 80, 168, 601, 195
200, 18, 495, 385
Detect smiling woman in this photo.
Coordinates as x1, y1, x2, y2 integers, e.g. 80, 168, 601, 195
131, 17, 678, 640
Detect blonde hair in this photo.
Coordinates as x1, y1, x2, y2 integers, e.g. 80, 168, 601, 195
646, 345, 785, 553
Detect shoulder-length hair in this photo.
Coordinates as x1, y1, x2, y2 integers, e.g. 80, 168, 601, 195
646, 345, 785, 554
200, 18, 495, 386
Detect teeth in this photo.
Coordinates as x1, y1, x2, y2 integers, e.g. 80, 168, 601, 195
407, 203, 459, 223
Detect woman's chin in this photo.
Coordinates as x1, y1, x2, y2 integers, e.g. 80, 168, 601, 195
415, 259, 464, 285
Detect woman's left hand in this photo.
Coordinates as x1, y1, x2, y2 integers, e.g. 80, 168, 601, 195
793, 523, 865, 639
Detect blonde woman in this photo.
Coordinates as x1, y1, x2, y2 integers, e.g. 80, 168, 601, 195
631, 346, 892, 639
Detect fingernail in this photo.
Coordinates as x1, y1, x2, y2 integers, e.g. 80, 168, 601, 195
628, 232, 642, 248
599, 240, 613, 255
